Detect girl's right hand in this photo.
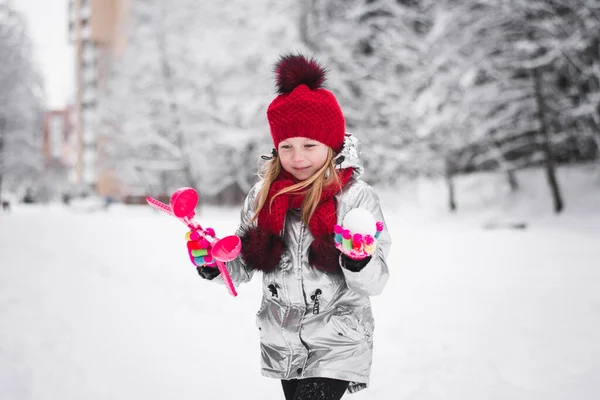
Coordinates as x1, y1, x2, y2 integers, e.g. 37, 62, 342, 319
186, 229, 220, 280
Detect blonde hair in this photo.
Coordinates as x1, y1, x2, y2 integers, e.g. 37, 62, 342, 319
250, 148, 342, 227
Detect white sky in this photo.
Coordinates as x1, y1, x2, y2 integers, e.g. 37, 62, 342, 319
13, 0, 74, 109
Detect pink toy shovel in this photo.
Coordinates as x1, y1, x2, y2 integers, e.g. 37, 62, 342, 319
147, 187, 240, 297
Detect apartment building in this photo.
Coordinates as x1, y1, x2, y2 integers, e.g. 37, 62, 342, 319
67, 0, 128, 194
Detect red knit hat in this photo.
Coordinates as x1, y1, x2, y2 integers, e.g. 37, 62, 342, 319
267, 54, 345, 152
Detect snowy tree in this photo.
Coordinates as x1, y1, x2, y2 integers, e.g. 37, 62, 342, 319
97, 0, 206, 197
305, 0, 592, 212
97, 0, 302, 202
0, 1, 44, 201
304, 2, 587, 207
405, 2, 539, 208
538, 0, 600, 158
421, 0, 600, 212
416, 0, 572, 212
301, 0, 435, 183
482, 0, 600, 213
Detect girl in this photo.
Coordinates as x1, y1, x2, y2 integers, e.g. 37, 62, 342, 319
189, 53, 391, 400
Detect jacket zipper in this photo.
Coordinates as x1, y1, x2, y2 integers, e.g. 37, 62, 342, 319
297, 221, 304, 260
311, 289, 322, 315
298, 222, 322, 315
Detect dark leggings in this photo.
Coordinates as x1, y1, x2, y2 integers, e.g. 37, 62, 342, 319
281, 377, 349, 400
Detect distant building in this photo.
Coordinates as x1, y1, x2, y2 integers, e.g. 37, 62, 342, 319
67, 0, 129, 195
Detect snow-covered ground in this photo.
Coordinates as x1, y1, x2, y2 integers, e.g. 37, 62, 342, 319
1, 164, 599, 400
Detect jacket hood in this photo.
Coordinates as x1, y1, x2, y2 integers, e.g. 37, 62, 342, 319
334, 133, 364, 179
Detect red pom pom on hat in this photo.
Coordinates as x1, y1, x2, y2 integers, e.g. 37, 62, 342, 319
274, 53, 327, 94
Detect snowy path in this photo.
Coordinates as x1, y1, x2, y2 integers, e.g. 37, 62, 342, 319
0, 205, 598, 399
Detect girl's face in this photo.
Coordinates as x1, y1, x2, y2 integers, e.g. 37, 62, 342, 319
278, 137, 329, 181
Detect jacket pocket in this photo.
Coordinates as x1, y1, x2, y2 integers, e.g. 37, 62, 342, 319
331, 307, 371, 343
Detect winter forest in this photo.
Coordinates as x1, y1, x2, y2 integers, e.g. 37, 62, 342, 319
1, 0, 600, 212
0, 2, 44, 203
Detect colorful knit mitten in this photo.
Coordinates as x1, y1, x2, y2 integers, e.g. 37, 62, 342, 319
186, 228, 220, 280
334, 209, 384, 261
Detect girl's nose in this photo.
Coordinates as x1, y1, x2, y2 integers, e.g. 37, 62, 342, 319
292, 149, 305, 162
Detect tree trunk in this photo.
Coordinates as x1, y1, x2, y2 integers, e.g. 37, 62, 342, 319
0, 116, 5, 199
586, 114, 600, 161
506, 170, 519, 192
532, 67, 564, 213
590, 37, 600, 160
445, 157, 457, 212
489, 139, 520, 192
594, 133, 600, 162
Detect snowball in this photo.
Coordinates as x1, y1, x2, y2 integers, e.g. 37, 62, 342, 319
342, 208, 376, 235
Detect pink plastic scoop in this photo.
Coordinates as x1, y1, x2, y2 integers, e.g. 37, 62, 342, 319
147, 187, 240, 297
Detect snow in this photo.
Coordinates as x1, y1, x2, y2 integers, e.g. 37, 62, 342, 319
1, 165, 599, 399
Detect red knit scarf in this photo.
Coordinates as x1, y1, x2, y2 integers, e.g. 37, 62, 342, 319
240, 168, 353, 273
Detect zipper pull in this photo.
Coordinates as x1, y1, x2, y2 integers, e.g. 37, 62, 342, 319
311, 289, 322, 315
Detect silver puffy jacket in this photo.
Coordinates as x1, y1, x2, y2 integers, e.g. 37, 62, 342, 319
217, 135, 391, 394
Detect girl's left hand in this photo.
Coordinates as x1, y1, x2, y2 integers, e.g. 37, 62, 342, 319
333, 221, 384, 261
